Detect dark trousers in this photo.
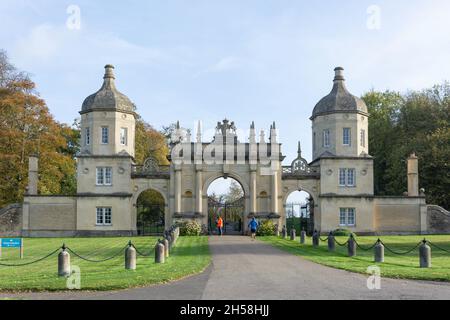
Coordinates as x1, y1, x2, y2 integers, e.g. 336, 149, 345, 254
217, 227, 223, 235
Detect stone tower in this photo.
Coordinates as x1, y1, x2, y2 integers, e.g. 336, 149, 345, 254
311, 67, 369, 160
76, 65, 137, 234
310, 67, 374, 231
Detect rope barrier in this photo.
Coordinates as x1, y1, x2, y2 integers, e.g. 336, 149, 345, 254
319, 237, 329, 242
132, 241, 158, 257
0, 247, 60, 267
66, 244, 128, 263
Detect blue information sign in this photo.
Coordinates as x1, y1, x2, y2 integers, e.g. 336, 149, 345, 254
1, 238, 22, 248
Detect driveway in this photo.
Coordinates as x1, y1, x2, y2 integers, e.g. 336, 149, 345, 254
1, 236, 450, 300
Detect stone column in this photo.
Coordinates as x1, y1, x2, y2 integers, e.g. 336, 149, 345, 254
27, 156, 39, 195
271, 170, 279, 214
195, 169, 203, 214
175, 168, 182, 214
407, 153, 419, 197
250, 170, 257, 215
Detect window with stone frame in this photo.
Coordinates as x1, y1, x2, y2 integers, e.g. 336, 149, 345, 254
120, 127, 128, 145
339, 208, 355, 226
85, 127, 90, 146
360, 129, 366, 148
96, 167, 112, 186
323, 129, 330, 148
339, 168, 356, 187
96, 207, 112, 226
101, 126, 109, 144
343, 127, 351, 146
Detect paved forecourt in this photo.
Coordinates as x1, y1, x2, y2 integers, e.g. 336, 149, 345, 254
1, 236, 450, 300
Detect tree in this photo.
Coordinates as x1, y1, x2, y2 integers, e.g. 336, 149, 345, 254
225, 180, 244, 202
134, 115, 169, 165
362, 83, 450, 209
0, 50, 77, 206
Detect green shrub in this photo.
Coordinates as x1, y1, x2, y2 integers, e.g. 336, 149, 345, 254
332, 228, 355, 237
179, 220, 202, 236
257, 220, 276, 236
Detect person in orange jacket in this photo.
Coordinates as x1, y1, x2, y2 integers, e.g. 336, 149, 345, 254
216, 216, 224, 236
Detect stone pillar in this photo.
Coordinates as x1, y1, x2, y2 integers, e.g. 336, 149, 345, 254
250, 170, 257, 215
155, 241, 165, 264
27, 156, 39, 195
195, 169, 203, 214
407, 153, 419, 197
271, 170, 279, 214
175, 168, 182, 214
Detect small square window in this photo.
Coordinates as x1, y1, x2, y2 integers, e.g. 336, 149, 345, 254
96, 207, 112, 226
96, 167, 112, 186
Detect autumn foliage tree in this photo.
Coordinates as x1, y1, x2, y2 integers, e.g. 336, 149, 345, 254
0, 50, 77, 207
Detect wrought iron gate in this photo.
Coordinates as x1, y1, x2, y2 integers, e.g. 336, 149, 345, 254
208, 197, 245, 235
136, 204, 165, 236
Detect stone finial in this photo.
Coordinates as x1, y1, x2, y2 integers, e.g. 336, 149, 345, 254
196, 120, 202, 143
297, 141, 302, 158
104, 64, 115, 79
250, 121, 255, 129
334, 66, 345, 81
249, 121, 256, 143
259, 129, 265, 143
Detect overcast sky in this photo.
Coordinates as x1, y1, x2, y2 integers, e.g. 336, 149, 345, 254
1, 0, 449, 202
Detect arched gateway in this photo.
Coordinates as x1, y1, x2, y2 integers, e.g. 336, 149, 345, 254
20, 65, 432, 237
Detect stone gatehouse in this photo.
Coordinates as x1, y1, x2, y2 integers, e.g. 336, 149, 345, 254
4, 65, 448, 237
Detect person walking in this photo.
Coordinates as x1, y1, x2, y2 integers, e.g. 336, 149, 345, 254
248, 217, 259, 240
216, 215, 224, 236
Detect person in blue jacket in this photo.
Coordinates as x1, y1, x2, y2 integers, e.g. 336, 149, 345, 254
248, 217, 259, 240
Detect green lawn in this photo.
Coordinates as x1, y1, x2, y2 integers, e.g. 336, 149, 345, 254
0, 236, 210, 292
260, 235, 450, 282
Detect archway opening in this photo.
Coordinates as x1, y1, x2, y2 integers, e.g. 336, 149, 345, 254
285, 190, 314, 236
136, 189, 165, 236
207, 177, 245, 235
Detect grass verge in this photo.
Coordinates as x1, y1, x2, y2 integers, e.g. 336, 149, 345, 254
260, 235, 450, 282
0, 236, 210, 292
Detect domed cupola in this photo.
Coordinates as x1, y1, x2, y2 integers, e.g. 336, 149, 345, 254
311, 67, 368, 120
80, 65, 135, 115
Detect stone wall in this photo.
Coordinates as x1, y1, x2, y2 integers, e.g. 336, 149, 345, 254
427, 205, 450, 234
22, 196, 77, 235
373, 196, 426, 234
0, 204, 22, 237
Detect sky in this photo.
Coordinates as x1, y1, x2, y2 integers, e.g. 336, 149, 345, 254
1, 0, 450, 202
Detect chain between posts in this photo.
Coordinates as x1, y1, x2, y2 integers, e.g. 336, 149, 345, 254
0, 247, 60, 267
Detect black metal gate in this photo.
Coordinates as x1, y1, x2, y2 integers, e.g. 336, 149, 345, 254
136, 204, 165, 236
285, 200, 314, 236
208, 197, 245, 235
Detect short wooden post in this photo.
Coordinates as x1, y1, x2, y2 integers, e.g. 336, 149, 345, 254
125, 241, 136, 270
58, 244, 71, 277
419, 239, 431, 268
374, 239, 384, 263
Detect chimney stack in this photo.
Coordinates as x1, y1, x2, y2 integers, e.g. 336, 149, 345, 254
407, 153, 419, 197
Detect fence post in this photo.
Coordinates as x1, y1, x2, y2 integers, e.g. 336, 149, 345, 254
347, 234, 356, 257
275, 227, 280, 237
58, 244, 71, 277
300, 230, 306, 244
374, 239, 384, 263
166, 234, 173, 250
419, 239, 431, 268
290, 229, 296, 241
170, 230, 176, 246
281, 226, 287, 239
163, 238, 170, 258
327, 232, 335, 252
125, 241, 136, 270
312, 230, 319, 247
155, 241, 165, 264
